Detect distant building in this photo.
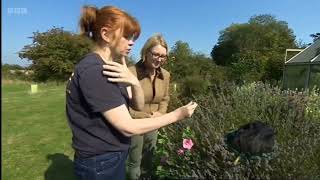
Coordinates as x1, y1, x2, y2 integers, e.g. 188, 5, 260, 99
9, 70, 34, 76
283, 39, 320, 90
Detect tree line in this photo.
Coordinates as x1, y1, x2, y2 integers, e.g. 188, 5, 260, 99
13, 14, 319, 95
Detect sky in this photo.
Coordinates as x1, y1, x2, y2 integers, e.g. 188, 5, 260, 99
2, 0, 320, 66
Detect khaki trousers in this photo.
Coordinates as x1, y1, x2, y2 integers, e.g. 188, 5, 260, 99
126, 130, 158, 180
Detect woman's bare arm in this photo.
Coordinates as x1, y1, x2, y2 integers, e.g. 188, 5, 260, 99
102, 102, 197, 137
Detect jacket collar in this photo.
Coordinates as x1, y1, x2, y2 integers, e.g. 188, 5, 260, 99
135, 60, 164, 80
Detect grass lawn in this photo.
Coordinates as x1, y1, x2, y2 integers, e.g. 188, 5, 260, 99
2, 82, 76, 180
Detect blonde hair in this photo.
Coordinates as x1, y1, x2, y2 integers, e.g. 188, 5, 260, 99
79, 5, 140, 44
140, 33, 168, 61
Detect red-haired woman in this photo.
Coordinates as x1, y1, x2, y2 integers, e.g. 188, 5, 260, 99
66, 5, 198, 180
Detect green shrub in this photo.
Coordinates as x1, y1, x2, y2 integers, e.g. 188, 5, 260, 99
19, 27, 93, 82
154, 82, 320, 179
306, 88, 320, 122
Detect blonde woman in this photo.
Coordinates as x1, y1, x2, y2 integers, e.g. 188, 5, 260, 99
126, 34, 171, 180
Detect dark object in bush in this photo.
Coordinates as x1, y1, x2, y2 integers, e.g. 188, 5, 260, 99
225, 121, 275, 157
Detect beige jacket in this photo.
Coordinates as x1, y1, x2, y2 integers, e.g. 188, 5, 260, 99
128, 60, 170, 118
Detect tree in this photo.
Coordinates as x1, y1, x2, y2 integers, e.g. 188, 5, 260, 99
310, 33, 320, 42
211, 14, 297, 82
164, 41, 227, 97
169, 40, 193, 61
164, 41, 194, 82
19, 27, 93, 82
1, 63, 24, 71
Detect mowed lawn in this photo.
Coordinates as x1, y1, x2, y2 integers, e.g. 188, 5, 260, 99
2, 82, 76, 180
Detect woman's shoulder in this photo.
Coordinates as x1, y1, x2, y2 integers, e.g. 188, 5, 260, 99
79, 53, 101, 65
160, 67, 170, 77
76, 53, 103, 74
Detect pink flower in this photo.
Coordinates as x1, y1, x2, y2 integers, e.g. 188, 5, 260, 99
177, 148, 184, 155
183, 138, 194, 150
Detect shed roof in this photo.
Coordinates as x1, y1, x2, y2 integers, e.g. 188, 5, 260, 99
286, 39, 320, 64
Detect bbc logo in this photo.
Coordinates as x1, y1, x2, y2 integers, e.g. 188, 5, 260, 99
7, 8, 28, 15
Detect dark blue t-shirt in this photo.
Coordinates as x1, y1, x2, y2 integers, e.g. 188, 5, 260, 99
66, 53, 130, 158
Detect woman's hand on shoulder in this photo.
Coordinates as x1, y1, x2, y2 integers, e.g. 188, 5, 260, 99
102, 56, 139, 86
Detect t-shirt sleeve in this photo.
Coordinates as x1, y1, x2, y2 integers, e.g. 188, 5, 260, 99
78, 65, 126, 113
